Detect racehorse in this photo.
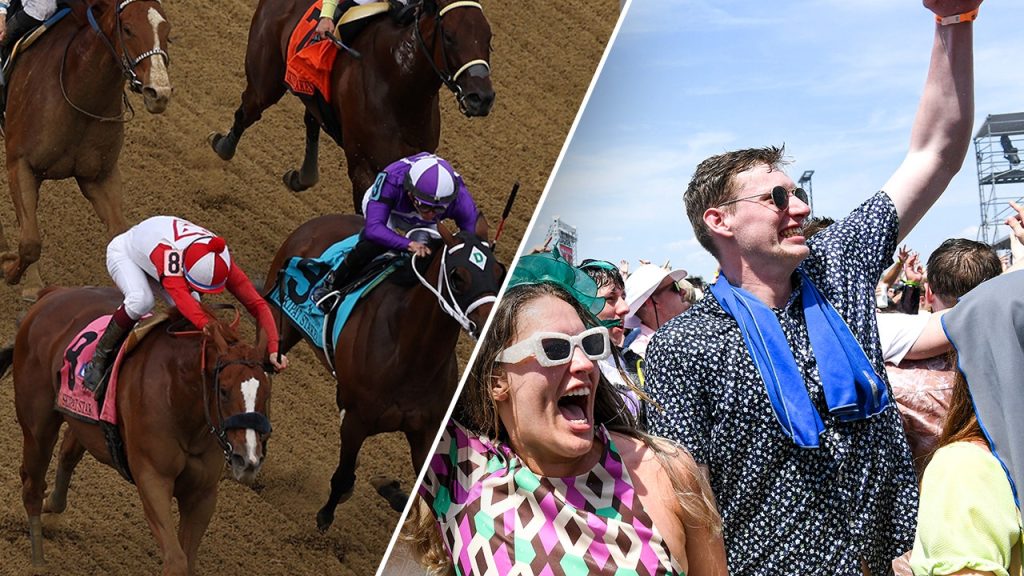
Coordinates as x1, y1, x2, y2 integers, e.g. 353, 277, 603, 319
264, 214, 502, 529
210, 0, 494, 211
0, 0, 172, 299
0, 287, 272, 575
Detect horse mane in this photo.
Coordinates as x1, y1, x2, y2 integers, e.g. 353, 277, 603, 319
164, 303, 241, 347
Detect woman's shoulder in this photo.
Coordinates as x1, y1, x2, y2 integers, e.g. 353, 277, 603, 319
609, 432, 701, 489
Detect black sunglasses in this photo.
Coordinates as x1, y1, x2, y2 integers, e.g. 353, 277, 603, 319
718, 185, 809, 211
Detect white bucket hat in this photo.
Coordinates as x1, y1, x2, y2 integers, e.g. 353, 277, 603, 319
624, 264, 688, 329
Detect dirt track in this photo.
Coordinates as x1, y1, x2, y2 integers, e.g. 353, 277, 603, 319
0, 1, 617, 574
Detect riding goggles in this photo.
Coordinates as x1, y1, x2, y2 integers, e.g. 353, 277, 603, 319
496, 326, 610, 368
718, 185, 809, 211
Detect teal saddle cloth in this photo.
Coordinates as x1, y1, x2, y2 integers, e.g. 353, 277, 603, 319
267, 234, 401, 350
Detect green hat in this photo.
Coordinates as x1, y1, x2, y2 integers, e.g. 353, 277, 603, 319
508, 252, 605, 316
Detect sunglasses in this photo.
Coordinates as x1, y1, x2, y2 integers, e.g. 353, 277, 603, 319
495, 326, 610, 368
718, 185, 809, 211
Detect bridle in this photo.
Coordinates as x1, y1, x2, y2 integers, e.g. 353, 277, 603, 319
411, 237, 497, 339
169, 313, 272, 463
87, 0, 169, 93
203, 355, 273, 463
413, 0, 490, 114
62, 0, 169, 121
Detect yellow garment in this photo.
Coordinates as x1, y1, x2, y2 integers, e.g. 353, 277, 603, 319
321, 0, 339, 19
911, 442, 1023, 576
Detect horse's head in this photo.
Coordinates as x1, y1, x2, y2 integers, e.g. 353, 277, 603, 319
432, 225, 504, 339
202, 320, 273, 485
111, 0, 172, 113
419, 0, 495, 117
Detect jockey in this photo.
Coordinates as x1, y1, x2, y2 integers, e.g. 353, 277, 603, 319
0, 0, 57, 47
82, 216, 289, 395
310, 152, 486, 309
313, 0, 411, 39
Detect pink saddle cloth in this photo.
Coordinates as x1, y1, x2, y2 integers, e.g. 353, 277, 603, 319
56, 315, 130, 425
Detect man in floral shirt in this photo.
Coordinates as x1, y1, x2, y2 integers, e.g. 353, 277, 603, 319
644, 2, 982, 574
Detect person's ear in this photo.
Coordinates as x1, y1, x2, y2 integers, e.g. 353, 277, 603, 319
491, 372, 510, 402
703, 207, 734, 240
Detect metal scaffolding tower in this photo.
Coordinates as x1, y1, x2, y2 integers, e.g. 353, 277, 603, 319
974, 112, 1024, 246
546, 217, 578, 265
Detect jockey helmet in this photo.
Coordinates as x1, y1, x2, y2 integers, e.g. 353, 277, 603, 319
182, 236, 232, 293
404, 154, 457, 209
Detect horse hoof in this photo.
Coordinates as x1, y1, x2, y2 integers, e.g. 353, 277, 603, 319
315, 508, 334, 533
208, 132, 236, 161
370, 475, 408, 512
43, 497, 66, 514
283, 169, 315, 192
0, 253, 24, 285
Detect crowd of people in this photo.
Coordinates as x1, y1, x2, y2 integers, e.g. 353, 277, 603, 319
409, 1, 1024, 574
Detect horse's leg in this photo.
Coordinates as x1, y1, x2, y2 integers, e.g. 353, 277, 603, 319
176, 483, 218, 575
17, 411, 62, 565
135, 470, 189, 576
210, 52, 288, 161
43, 431, 87, 514
316, 409, 367, 532
77, 169, 130, 238
283, 110, 321, 192
345, 154, 378, 215
1, 159, 42, 286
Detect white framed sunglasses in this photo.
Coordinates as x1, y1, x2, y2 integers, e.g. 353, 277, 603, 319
495, 326, 610, 367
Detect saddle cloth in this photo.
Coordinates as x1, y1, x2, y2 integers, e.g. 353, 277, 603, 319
284, 1, 389, 102
267, 234, 401, 351
56, 312, 162, 425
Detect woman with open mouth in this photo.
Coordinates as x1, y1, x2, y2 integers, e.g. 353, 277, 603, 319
406, 253, 727, 576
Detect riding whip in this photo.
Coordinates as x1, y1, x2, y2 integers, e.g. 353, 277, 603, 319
326, 32, 363, 60
493, 180, 520, 244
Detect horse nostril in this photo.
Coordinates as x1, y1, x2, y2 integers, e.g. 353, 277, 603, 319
230, 453, 246, 469
143, 87, 158, 101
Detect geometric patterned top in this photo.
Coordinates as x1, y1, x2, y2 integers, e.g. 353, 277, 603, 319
419, 420, 684, 575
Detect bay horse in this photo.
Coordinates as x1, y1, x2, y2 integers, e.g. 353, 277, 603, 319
264, 214, 502, 529
0, 287, 273, 576
210, 0, 494, 211
0, 0, 172, 299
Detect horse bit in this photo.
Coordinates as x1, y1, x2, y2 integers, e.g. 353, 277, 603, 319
414, 0, 490, 114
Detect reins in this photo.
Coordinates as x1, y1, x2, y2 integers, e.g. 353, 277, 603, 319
167, 307, 271, 463
411, 240, 497, 339
413, 0, 489, 114
59, 0, 168, 121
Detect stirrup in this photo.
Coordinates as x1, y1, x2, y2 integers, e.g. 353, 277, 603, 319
315, 289, 341, 312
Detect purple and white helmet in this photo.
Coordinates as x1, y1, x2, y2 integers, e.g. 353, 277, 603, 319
404, 154, 457, 208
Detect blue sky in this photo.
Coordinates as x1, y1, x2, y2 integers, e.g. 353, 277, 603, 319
525, 0, 1024, 281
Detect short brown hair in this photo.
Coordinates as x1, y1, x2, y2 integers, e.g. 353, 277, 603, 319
926, 239, 1001, 305
685, 145, 788, 257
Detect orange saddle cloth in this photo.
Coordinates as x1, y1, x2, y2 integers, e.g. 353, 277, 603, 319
284, 1, 340, 102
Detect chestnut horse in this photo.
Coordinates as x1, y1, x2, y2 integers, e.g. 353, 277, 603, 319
0, 287, 272, 576
0, 0, 172, 299
210, 0, 494, 211
264, 215, 501, 529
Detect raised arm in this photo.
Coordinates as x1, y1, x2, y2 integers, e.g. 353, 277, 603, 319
883, 0, 980, 241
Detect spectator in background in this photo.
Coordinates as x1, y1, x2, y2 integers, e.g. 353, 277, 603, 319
579, 258, 646, 418
623, 264, 690, 363
910, 269, 1024, 576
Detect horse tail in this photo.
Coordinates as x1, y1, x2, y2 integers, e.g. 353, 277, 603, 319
0, 344, 14, 380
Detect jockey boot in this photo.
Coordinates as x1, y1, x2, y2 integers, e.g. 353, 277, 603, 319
82, 317, 131, 397
310, 236, 387, 311
2, 11, 43, 49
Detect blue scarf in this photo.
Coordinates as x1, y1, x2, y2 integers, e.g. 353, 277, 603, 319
709, 269, 889, 448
